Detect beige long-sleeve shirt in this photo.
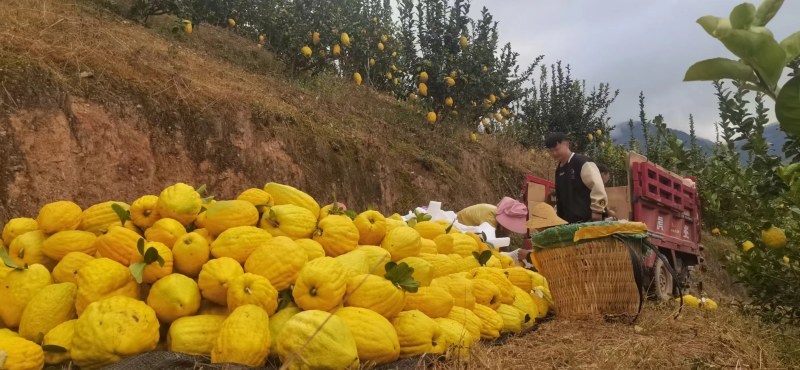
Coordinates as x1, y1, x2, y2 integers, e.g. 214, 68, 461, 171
579, 159, 608, 214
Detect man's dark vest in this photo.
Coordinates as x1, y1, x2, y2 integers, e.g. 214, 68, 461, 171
555, 154, 592, 223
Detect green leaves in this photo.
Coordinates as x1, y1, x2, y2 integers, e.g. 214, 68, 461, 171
753, 0, 784, 27
277, 288, 295, 311
777, 76, 800, 136
719, 29, 786, 91
472, 250, 493, 266
684, 58, 758, 83
780, 31, 800, 64
111, 203, 130, 225
129, 238, 165, 284
406, 209, 431, 228
0, 245, 24, 270
384, 261, 420, 293
729, 3, 756, 29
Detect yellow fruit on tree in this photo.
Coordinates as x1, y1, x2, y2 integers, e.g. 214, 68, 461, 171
198, 257, 245, 306
426, 111, 437, 124
0, 264, 52, 328
419, 71, 429, 82
52, 252, 94, 284
2, 218, 38, 245
335, 307, 401, 365
130, 195, 160, 229
378, 42, 385, 51
42, 319, 75, 365
75, 258, 139, 315
312, 31, 320, 45
369, 58, 376, 66
205, 200, 259, 236
341, 32, 351, 47
37, 201, 82, 234
445, 77, 455, 87
172, 232, 210, 278
145, 217, 186, 247
146, 273, 201, 323
445, 97, 454, 107
292, 257, 348, 311
354, 72, 363, 85
459, 35, 468, 48
277, 310, 359, 369
762, 226, 787, 249
245, 236, 307, 291
301, 45, 312, 58
392, 310, 446, 358
313, 215, 359, 257
742, 240, 755, 252
226, 273, 278, 315
332, 44, 341, 56
168, 315, 225, 356
227, 18, 235, 27
419, 82, 428, 96
19, 282, 77, 342
72, 296, 160, 369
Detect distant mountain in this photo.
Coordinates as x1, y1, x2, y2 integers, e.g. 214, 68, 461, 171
610, 122, 787, 160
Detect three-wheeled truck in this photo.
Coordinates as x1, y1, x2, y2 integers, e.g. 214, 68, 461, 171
522, 151, 703, 300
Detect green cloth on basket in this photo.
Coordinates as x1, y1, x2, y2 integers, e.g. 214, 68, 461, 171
530, 221, 648, 250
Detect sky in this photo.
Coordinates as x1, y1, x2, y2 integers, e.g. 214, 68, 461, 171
467, 0, 800, 140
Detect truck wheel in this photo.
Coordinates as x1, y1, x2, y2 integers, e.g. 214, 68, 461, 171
653, 258, 674, 301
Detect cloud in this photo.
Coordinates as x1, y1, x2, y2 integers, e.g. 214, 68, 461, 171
468, 0, 800, 140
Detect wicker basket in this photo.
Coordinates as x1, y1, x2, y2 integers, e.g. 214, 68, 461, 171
533, 237, 642, 320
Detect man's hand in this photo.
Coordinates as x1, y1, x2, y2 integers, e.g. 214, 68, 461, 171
591, 212, 603, 221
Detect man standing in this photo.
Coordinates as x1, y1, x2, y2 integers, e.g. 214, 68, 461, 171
545, 132, 608, 223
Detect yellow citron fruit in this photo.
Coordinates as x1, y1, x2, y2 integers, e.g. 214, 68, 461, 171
264, 182, 320, 218
398, 256, 433, 286
742, 240, 755, 252
489, 94, 497, 104
403, 286, 454, 318
472, 303, 503, 339
419, 82, 428, 96
277, 310, 359, 369
145, 218, 186, 247
435, 317, 474, 359
9, 230, 54, 268
392, 51, 398, 57
94, 225, 140, 265
414, 221, 446, 240
596, 129, 603, 136
37, 201, 82, 234
420, 238, 438, 254
496, 304, 526, 333
75, 258, 139, 315
168, 315, 225, 356
72, 296, 160, 370
378, 42, 385, 51
445, 97, 454, 107
419, 71, 429, 82
530, 285, 551, 318
431, 274, 476, 309
354, 72, 363, 85
198, 257, 244, 306
357, 245, 392, 274
369, 58, 376, 66
227, 18, 235, 27
408, 92, 417, 100
354, 210, 387, 245
445, 77, 456, 87
332, 44, 341, 56
335, 306, 401, 365
204, 200, 259, 236
245, 236, 307, 291
346, 274, 406, 319
135, 241, 173, 284
380, 34, 389, 43
445, 306, 482, 341
268, 305, 302, 354
0, 264, 52, 328
341, 32, 351, 47
392, 310, 446, 358
312, 31, 320, 45
293, 257, 348, 311
236, 188, 272, 213
495, 112, 503, 121
505, 266, 533, 292
711, 227, 720, 235
502, 107, 510, 116
210, 226, 272, 263
418, 253, 458, 278
53, 251, 94, 284
183, 20, 193, 34
130, 195, 160, 229
3, 218, 38, 245
386, 72, 393, 79
295, 238, 325, 260
426, 111, 437, 124
0, 336, 45, 370
482, 65, 489, 73
459, 35, 468, 47
511, 286, 538, 328
470, 267, 515, 304
470, 278, 501, 310
146, 273, 201, 323
260, 204, 317, 240
313, 215, 359, 257
382, 226, 422, 261
172, 232, 210, 278
762, 226, 787, 249
157, 183, 202, 225
301, 45, 312, 58
258, 34, 265, 42
226, 273, 278, 315
434, 233, 478, 256
42, 319, 75, 365
19, 282, 77, 342
336, 250, 369, 278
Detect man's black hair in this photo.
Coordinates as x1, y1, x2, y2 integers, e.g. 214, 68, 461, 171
544, 132, 569, 149
596, 163, 609, 174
